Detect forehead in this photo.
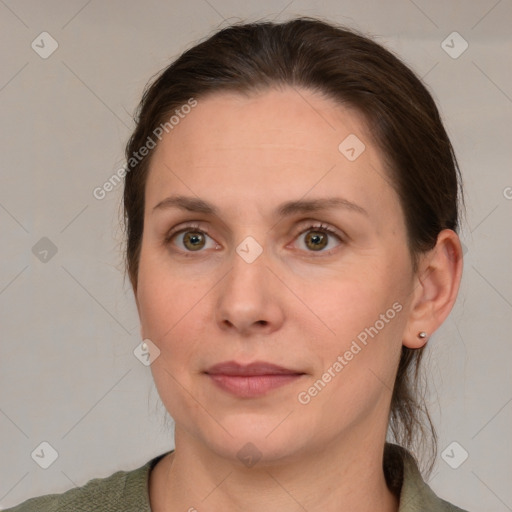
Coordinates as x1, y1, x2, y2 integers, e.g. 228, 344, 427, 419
152, 87, 369, 161
144, 87, 398, 221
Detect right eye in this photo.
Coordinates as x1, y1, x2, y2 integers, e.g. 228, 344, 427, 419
165, 225, 220, 253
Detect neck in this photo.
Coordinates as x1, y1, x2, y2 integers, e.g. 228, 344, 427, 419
150, 428, 399, 512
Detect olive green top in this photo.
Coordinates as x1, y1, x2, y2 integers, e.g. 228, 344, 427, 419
4, 444, 469, 511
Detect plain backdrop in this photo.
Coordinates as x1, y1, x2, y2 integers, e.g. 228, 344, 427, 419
1, 1, 511, 510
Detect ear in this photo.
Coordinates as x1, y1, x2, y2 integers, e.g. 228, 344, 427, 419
403, 229, 463, 349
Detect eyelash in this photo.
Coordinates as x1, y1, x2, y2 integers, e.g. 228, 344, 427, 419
164, 222, 344, 256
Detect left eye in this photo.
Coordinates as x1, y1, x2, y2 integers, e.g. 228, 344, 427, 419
294, 225, 343, 252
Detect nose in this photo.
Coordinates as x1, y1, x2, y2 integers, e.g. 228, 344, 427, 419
215, 247, 285, 337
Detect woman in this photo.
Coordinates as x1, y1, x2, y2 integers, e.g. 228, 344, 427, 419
7, 17, 468, 512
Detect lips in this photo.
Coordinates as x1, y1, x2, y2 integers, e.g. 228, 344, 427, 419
206, 361, 302, 376
205, 361, 305, 398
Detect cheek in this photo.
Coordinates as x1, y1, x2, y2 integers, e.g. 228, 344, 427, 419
137, 266, 202, 413
300, 283, 405, 429
297, 266, 401, 341
136, 251, 201, 341
296, 262, 409, 393
136, 256, 214, 379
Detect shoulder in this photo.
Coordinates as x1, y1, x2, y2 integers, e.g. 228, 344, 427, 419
385, 443, 470, 512
3, 453, 169, 512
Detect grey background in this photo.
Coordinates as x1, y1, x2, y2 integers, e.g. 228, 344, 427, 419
0, 1, 511, 510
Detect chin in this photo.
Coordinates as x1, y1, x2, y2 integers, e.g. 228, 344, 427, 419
210, 437, 305, 467
191, 414, 317, 467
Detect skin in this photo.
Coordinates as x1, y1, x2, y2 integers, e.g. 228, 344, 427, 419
134, 87, 463, 511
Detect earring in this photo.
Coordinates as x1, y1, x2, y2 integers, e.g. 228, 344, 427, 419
418, 331, 428, 339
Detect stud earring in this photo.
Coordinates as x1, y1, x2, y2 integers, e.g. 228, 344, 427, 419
418, 331, 428, 339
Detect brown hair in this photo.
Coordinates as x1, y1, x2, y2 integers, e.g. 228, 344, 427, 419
122, 17, 463, 472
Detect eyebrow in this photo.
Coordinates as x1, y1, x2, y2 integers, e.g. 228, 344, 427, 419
152, 195, 368, 217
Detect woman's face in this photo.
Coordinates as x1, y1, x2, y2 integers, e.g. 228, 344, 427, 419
135, 88, 418, 463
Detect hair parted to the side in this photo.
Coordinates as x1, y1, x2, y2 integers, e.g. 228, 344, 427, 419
122, 17, 463, 475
